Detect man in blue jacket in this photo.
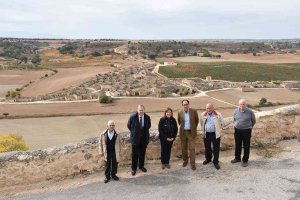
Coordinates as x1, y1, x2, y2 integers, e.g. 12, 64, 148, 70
127, 105, 151, 176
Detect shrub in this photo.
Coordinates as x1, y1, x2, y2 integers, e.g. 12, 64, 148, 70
58, 42, 78, 54
259, 97, 267, 106
99, 93, 112, 104
31, 54, 41, 64
6, 90, 20, 98
0, 134, 29, 153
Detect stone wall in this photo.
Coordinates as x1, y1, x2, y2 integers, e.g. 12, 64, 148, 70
0, 104, 299, 188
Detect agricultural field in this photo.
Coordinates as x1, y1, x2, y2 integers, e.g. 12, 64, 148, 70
171, 52, 300, 63
206, 88, 300, 106
20, 66, 110, 97
159, 62, 300, 81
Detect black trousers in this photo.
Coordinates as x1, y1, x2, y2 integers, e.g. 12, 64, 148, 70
234, 128, 252, 162
203, 132, 220, 164
131, 139, 147, 171
160, 139, 173, 165
105, 153, 118, 179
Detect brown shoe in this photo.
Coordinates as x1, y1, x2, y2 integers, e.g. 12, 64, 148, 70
161, 165, 165, 169
182, 161, 188, 167
166, 164, 170, 169
191, 165, 196, 170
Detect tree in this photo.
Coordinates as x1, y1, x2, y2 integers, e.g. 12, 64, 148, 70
31, 54, 41, 64
148, 53, 157, 60
91, 51, 102, 57
259, 97, 267, 106
19, 56, 28, 63
58, 42, 78, 54
99, 93, 112, 104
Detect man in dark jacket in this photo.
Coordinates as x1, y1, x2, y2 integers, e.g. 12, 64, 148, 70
127, 105, 151, 176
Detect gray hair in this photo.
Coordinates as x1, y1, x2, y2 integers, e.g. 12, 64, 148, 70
137, 105, 145, 109
107, 120, 115, 126
239, 99, 247, 104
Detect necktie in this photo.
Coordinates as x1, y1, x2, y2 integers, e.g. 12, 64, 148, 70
139, 117, 143, 129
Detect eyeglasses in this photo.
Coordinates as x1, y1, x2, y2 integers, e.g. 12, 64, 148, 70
109, 125, 115, 126
183, 104, 189, 106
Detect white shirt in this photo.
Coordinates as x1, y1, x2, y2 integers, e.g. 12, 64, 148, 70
139, 115, 144, 128
108, 130, 114, 140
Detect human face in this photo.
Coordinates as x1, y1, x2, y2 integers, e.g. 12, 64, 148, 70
239, 101, 247, 111
206, 104, 214, 114
166, 110, 172, 118
108, 123, 115, 131
138, 106, 145, 116
182, 101, 189, 112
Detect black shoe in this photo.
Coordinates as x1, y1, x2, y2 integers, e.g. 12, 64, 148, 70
214, 164, 220, 170
140, 167, 147, 172
112, 175, 119, 181
242, 162, 248, 167
231, 159, 241, 164
182, 161, 188, 167
104, 178, 110, 183
131, 170, 136, 176
203, 160, 211, 165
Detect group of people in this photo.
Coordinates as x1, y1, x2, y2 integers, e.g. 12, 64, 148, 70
99, 99, 256, 183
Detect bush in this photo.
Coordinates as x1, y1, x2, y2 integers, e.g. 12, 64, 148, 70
6, 90, 20, 98
259, 97, 267, 106
0, 134, 29, 153
148, 53, 157, 60
58, 42, 78, 54
31, 54, 41, 64
99, 93, 112, 104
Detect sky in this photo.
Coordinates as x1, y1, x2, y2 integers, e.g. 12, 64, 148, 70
0, 0, 300, 39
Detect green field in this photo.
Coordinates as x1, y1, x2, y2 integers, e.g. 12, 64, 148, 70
159, 62, 300, 81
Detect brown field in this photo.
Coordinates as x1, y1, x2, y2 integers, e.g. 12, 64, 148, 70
0, 85, 22, 98
0, 88, 298, 149
0, 109, 238, 150
166, 53, 300, 63
0, 95, 233, 118
21, 66, 110, 97
207, 88, 300, 105
40, 50, 144, 69
0, 70, 53, 85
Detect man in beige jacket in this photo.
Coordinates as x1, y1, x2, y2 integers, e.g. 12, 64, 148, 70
99, 120, 121, 183
200, 103, 224, 170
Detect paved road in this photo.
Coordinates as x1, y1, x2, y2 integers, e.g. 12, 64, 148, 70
4, 140, 300, 200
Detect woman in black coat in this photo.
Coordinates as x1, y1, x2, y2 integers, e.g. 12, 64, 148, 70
158, 107, 178, 169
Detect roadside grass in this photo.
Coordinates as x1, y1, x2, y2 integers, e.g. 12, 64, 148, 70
159, 62, 300, 81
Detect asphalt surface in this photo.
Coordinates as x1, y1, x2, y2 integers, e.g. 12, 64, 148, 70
2, 141, 300, 200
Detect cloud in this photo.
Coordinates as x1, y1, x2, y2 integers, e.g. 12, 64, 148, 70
0, 0, 299, 39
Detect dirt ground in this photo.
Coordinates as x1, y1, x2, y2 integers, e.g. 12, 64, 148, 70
207, 88, 300, 105
0, 70, 53, 85
21, 67, 110, 97
0, 95, 232, 117
0, 95, 234, 149
169, 53, 300, 63
0, 88, 298, 149
0, 108, 236, 150
1, 139, 299, 199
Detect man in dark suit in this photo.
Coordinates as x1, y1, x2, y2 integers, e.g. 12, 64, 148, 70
177, 100, 199, 170
127, 105, 151, 176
